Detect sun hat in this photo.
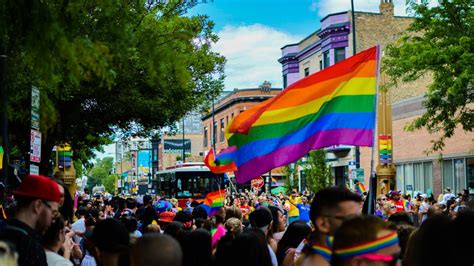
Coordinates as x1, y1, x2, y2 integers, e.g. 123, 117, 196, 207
14, 174, 61, 203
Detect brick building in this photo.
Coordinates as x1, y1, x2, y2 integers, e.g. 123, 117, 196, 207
279, 0, 473, 195
201, 83, 284, 185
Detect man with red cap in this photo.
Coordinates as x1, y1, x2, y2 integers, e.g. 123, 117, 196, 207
0, 174, 62, 266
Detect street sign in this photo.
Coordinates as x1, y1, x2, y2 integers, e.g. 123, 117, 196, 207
251, 176, 264, 189
355, 168, 364, 182
29, 164, 39, 175
31, 86, 40, 130
30, 129, 41, 163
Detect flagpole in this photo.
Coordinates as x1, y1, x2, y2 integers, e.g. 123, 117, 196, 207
368, 45, 382, 215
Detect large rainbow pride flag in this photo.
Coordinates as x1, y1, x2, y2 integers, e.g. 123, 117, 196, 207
223, 46, 379, 184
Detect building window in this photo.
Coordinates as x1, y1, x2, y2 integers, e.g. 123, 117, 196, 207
220, 118, 225, 142
226, 116, 229, 125
203, 127, 208, 147
443, 158, 469, 193
323, 51, 330, 69
283, 74, 288, 88
395, 161, 433, 194
231, 112, 234, 119
335, 47, 346, 63
319, 60, 323, 71
304, 67, 310, 77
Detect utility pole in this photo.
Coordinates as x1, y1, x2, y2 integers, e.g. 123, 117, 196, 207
351, 0, 361, 171
0, 35, 8, 186
182, 116, 186, 163
211, 96, 216, 152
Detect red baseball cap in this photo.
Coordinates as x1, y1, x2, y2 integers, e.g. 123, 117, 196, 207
14, 175, 62, 203
159, 211, 175, 223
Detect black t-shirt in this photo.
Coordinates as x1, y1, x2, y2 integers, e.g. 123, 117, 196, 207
0, 218, 48, 266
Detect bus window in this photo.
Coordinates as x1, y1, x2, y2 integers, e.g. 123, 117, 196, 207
177, 176, 192, 198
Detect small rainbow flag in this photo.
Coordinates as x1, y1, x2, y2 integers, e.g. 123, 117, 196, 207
204, 148, 237, 174
204, 189, 225, 216
224, 46, 379, 184
355, 183, 366, 194
271, 177, 278, 186
403, 199, 410, 210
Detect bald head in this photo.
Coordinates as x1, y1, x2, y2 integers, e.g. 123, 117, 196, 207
131, 234, 182, 266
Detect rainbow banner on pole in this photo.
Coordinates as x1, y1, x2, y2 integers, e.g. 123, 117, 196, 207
223, 46, 379, 184
204, 189, 225, 216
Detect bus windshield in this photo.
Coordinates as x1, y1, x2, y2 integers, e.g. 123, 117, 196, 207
157, 165, 224, 199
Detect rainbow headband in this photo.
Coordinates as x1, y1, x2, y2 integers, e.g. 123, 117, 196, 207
310, 236, 333, 262
334, 231, 399, 259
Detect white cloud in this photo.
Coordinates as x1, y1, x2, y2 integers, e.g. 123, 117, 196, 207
213, 24, 302, 89
310, 0, 438, 17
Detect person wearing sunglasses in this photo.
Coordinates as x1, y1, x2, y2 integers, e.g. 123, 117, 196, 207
332, 215, 401, 266
0, 174, 62, 266
300, 187, 363, 266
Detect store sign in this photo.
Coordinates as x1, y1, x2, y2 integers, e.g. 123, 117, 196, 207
31, 86, 40, 130
30, 130, 41, 163
29, 164, 39, 175
251, 176, 264, 189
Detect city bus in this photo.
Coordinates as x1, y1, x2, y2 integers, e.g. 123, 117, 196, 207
155, 162, 225, 206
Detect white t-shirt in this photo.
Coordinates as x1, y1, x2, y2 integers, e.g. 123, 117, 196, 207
268, 244, 278, 266
419, 201, 430, 222
45, 250, 73, 266
443, 193, 455, 204
71, 218, 86, 243
81, 254, 97, 266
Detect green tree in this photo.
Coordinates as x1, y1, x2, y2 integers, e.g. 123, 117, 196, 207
102, 175, 116, 194
384, 0, 473, 151
283, 163, 299, 193
305, 150, 333, 194
87, 157, 114, 190
1, 1, 225, 174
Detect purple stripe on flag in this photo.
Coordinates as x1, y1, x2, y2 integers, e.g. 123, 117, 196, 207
235, 128, 373, 184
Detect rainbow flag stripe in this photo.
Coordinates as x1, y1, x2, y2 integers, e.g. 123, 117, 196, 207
204, 147, 237, 174
356, 183, 366, 194
311, 244, 332, 262
204, 189, 225, 216
225, 46, 379, 183
334, 231, 399, 259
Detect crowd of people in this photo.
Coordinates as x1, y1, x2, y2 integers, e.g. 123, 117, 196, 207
0, 174, 473, 266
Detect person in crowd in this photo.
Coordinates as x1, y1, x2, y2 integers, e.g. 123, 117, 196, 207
143, 223, 161, 234
72, 206, 88, 244
42, 216, 75, 266
139, 202, 159, 231
214, 218, 242, 266
418, 194, 430, 223
0, 174, 61, 266
90, 219, 130, 266
174, 211, 193, 230
331, 215, 400, 266
382, 200, 397, 220
300, 186, 362, 266
276, 220, 311, 266
225, 205, 242, 221
249, 206, 278, 266
395, 224, 416, 261
442, 187, 455, 204
387, 212, 414, 226
163, 221, 186, 242
131, 234, 182, 266
389, 190, 405, 213
182, 228, 212, 266
285, 190, 301, 224
268, 205, 286, 251
297, 196, 311, 223
228, 228, 272, 266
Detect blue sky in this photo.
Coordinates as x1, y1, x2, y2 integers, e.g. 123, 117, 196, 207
187, 0, 414, 89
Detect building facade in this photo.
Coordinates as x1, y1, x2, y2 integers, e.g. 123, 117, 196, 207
279, 0, 473, 195
201, 83, 284, 187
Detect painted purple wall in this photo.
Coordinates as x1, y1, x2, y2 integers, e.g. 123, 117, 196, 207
321, 13, 349, 29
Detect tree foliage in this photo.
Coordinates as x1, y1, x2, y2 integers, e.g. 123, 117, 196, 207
384, 0, 473, 151
283, 163, 299, 193
0, 1, 225, 175
304, 150, 333, 194
87, 157, 113, 190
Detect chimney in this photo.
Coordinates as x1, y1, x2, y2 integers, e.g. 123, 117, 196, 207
380, 0, 394, 16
